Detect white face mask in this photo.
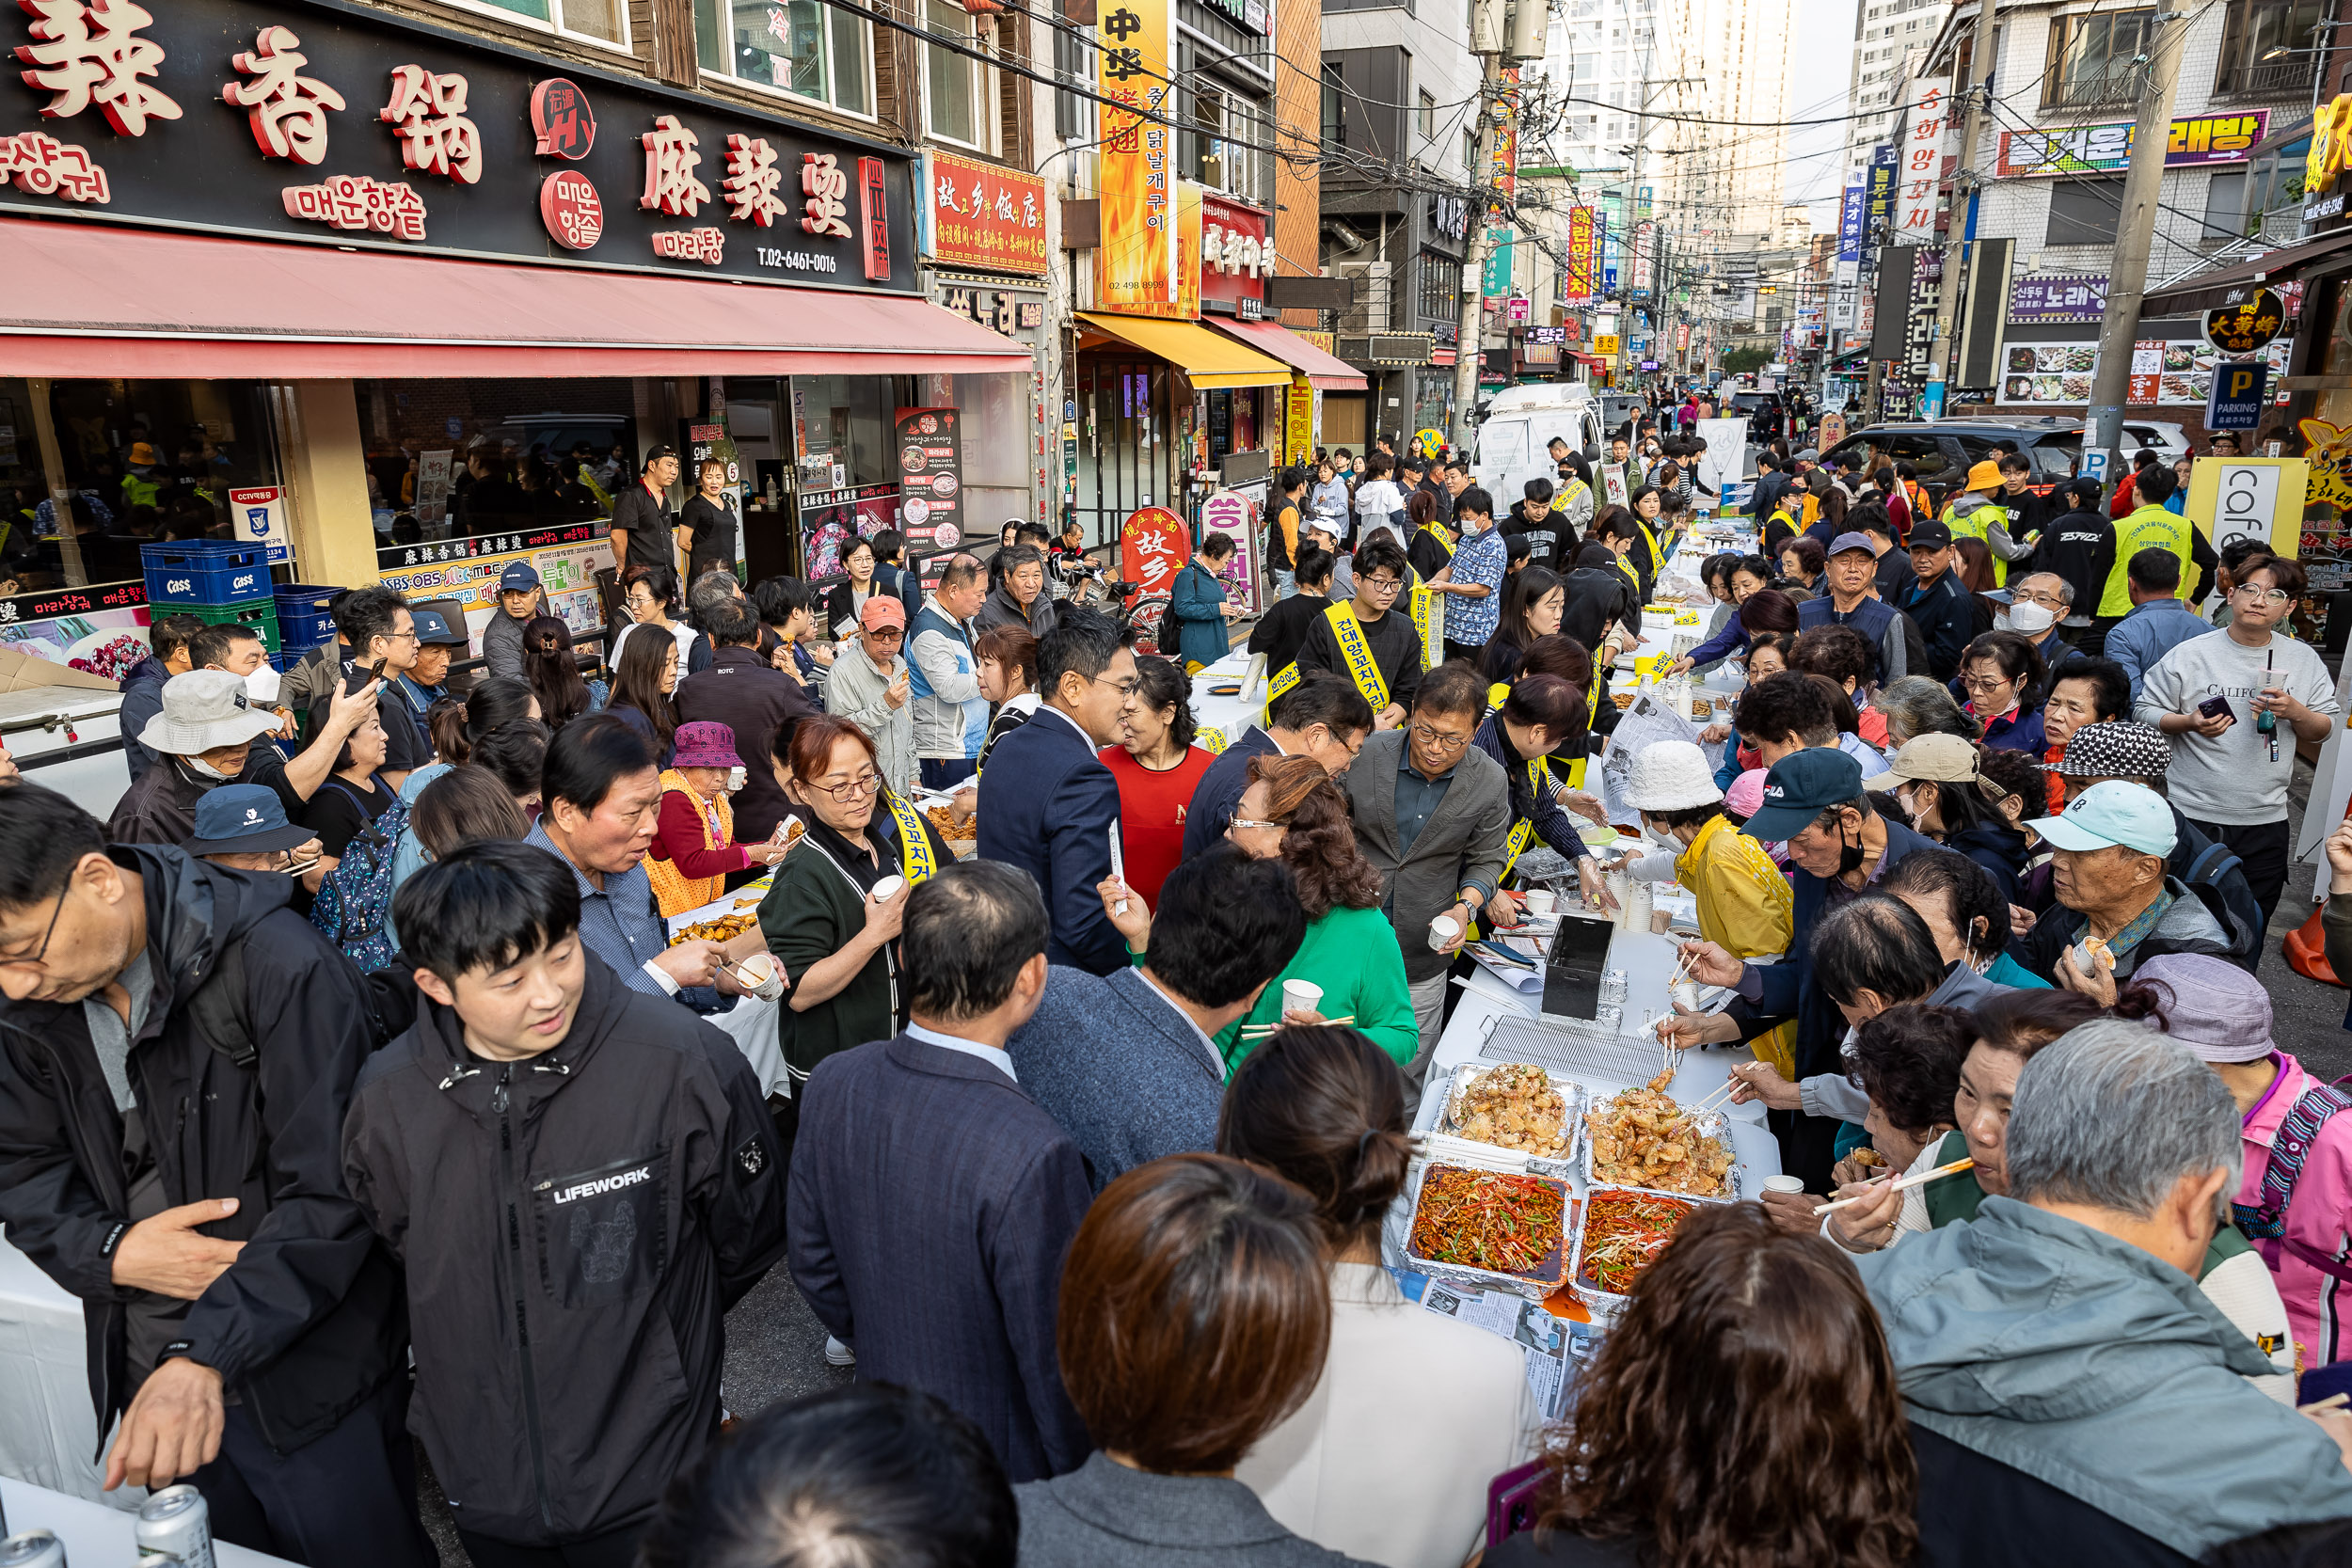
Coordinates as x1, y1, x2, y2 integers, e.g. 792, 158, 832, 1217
244, 665, 281, 705
183, 755, 234, 781
2005, 601, 2058, 636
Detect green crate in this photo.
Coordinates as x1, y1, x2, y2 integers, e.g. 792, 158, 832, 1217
182, 598, 282, 653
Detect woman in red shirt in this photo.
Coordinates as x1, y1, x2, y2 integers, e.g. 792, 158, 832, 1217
646, 721, 789, 915
1099, 656, 1216, 907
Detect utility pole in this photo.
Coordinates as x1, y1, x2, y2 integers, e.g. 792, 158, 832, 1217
1927, 0, 1998, 410
1453, 0, 1507, 448
2084, 10, 2191, 486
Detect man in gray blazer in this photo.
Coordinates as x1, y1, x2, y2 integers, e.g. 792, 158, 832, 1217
1341, 661, 1510, 1098
787, 862, 1092, 1484
1009, 847, 1305, 1190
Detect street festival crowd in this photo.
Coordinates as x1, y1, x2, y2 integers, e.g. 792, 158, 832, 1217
11, 410, 2352, 1568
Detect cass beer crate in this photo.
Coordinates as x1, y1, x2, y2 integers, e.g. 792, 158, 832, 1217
141, 541, 272, 607
185, 598, 284, 653
273, 583, 341, 649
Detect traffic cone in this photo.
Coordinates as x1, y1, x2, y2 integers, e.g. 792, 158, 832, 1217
2285, 902, 2341, 986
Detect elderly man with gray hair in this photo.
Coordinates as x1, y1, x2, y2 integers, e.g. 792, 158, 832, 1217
1860, 1022, 2352, 1563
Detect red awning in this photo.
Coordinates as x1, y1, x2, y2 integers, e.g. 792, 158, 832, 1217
1207, 317, 1369, 389
1571, 352, 1608, 369
0, 215, 1036, 378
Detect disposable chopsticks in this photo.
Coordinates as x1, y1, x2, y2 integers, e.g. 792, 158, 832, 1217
1811, 1156, 1977, 1214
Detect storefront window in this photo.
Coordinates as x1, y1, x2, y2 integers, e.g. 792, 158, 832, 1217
353, 378, 634, 570
696, 0, 873, 118
1, 379, 281, 595
945, 370, 1034, 530
448, 0, 627, 47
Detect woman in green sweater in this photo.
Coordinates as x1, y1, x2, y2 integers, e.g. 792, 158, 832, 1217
1216, 753, 1417, 1069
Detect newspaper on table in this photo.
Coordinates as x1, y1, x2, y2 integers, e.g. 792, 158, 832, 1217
1396, 1271, 1602, 1420
1596, 689, 1703, 830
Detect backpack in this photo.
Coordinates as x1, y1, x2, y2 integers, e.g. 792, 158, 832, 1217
310, 782, 412, 975
2180, 838, 2264, 974
1155, 566, 1190, 655
2233, 1074, 2352, 1285
185, 943, 256, 1070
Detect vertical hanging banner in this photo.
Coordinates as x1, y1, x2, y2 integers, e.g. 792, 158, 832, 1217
1565, 206, 1597, 305
1480, 67, 1519, 300
1866, 143, 1899, 245
1894, 79, 1952, 247
1097, 0, 1176, 308
1629, 219, 1655, 299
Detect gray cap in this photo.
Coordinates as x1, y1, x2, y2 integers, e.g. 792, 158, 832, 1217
1828, 531, 1876, 557
140, 669, 281, 756
1795, 449, 1820, 461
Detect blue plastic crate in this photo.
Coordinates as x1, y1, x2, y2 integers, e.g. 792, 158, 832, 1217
273, 582, 340, 648
141, 541, 272, 606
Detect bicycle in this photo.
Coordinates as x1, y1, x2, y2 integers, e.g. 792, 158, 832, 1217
1103, 579, 1172, 643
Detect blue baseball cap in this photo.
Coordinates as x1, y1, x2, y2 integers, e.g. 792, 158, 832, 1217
184, 784, 313, 857
2027, 779, 2176, 857
499, 562, 541, 592
411, 607, 468, 645
1739, 747, 1866, 842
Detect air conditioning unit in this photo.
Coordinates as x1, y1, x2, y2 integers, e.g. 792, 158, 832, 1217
1333, 260, 1391, 333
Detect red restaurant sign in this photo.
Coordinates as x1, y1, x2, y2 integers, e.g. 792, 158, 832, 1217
1119, 505, 1191, 601
1200, 191, 1268, 319
925, 146, 1045, 276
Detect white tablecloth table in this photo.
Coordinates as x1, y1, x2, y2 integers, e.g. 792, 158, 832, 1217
662, 878, 790, 1098
0, 1231, 115, 1506
1187, 650, 1271, 753
2, 1474, 298, 1566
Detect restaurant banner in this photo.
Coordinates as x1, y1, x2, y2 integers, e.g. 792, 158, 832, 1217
1200, 192, 1269, 318
2008, 274, 2107, 323
894, 407, 964, 546
1119, 505, 1191, 604
1895, 79, 1952, 246
1096, 0, 1176, 309
1199, 489, 1261, 614
1865, 143, 1898, 245
924, 147, 1047, 276
0, 0, 918, 292
376, 527, 612, 648
1565, 207, 1597, 305
1099, 180, 1201, 319
1283, 374, 1313, 468
1995, 112, 2268, 179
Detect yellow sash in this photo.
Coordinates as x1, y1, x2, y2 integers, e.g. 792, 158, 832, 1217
1268, 659, 1300, 699
1420, 522, 1455, 560
1407, 584, 1441, 669
1502, 753, 1590, 875
1636, 517, 1666, 576
881, 787, 939, 886
1326, 601, 1391, 712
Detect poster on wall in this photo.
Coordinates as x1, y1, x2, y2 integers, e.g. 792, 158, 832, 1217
895, 407, 964, 553
0, 582, 154, 681
1997, 338, 2291, 406
413, 450, 455, 530
799, 483, 903, 578
377, 531, 614, 651
1199, 489, 1262, 615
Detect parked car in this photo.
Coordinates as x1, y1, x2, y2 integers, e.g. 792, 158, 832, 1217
2120, 420, 2191, 463
1726, 389, 1788, 443
1820, 419, 2085, 503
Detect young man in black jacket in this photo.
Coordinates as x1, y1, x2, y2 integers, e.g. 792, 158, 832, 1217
342, 842, 787, 1568
1898, 519, 1976, 682
0, 784, 427, 1567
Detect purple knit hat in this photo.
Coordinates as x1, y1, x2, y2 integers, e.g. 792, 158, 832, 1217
671, 721, 740, 770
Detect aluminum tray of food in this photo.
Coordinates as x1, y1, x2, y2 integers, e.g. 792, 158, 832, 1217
1438, 1061, 1584, 1173
1581, 1070, 1740, 1198
1403, 1161, 1580, 1300
1571, 1182, 1733, 1308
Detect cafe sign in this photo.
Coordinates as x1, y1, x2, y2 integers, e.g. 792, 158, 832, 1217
0, 0, 918, 291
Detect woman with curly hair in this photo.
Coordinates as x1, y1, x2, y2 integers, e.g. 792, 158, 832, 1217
1218, 754, 1417, 1068
1486, 1203, 1920, 1568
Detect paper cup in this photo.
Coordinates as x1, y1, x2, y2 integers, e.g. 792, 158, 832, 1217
1761, 1175, 1805, 1195
1521, 889, 1556, 917
736, 953, 787, 1001
1427, 915, 1461, 952
1280, 979, 1324, 1017
1669, 977, 1701, 1011
870, 875, 908, 904
1649, 909, 1674, 935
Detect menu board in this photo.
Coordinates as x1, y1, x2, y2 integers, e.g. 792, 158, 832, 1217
894, 407, 964, 547
1997, 338, 2293, 407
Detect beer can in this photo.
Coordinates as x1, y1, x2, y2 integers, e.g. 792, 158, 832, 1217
135, 1487, 214, 1568
0, 1530, 67, 1568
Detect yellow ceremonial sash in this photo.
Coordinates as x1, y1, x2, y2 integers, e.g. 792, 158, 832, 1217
1408, 584, 1441, 669
1420, 522, 1455, 560
881, 787, 939, 886
1268, 659, 1300, 699
1502, 753, 1590, 876
1325, 600, 1391, 712
1637, 518, 1666, 576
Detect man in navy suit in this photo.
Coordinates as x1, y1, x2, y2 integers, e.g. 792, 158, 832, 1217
975, 607, 1136, 974
787, 861, 1092, 1484
1009, 845, 1305, 1190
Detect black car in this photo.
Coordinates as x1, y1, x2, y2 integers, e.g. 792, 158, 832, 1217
1820, 418, 2082, 502
1726, 389, 1788, 442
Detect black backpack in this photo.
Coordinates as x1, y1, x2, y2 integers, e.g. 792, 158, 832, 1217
1154, 566, 1190, 656
2180, 839, 2265, 974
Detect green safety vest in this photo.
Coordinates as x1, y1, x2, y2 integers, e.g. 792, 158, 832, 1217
1942, 497, 2007, 586
2097, 503, 2197, 617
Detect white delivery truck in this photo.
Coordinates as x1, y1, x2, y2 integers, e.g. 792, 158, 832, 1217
1469, 383, 1606, 513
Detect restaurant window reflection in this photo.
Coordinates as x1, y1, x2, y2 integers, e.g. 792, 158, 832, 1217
0, 378, 281, 595
353, 378, 638, 555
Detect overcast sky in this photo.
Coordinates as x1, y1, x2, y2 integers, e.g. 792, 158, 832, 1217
1783, 0, 1859, 230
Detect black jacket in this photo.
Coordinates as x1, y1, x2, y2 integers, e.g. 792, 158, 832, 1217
1899, 571, 1976, 681
673, 644, 818, 843
0, 847, 404, 1454
1912, 1425, 2192, 1567
342, 955, 787, 1545
2029, 508, 2117, 622
1561, 566, 1640, 653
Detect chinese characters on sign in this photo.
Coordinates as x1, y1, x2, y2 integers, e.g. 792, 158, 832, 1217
1096, 0, 1175, 309
722, 134, 786, 226
1119, 505, 1191, 599
2205, 287, 2285, 355
283, 172, 425, 240
797, 150, 850, 236
379, 64, 480, 183
0, 129, 108, 201
925, 147, 1047, 274
17, 0, 179, 136
1200, 191, 1266, 317
223, 26, 342, 165
2007, 274, 2107, 323
1894, 78, 1950, 246
641, 114, 708, 214
1994, 112, 2268, 179
858, 153, 888, 280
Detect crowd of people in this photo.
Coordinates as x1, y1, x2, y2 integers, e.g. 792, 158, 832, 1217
4, 412, 2352, 1568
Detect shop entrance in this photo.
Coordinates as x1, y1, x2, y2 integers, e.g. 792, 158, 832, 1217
1075, 358, 1169, 547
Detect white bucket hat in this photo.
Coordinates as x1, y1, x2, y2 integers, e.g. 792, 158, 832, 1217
1623, 740, 1724, 812
140, 668, 281, 756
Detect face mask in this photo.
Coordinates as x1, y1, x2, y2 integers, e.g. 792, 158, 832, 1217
1836, 817, 1866, 878
2006, 601, 2057, 636
184, 755, 234, 782
244, 665, 281, 705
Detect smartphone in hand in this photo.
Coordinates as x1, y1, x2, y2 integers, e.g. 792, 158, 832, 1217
2196, 694, 2233, 721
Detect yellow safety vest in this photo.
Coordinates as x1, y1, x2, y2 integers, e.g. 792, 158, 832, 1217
2097, 504, 2198, 617
1942, 497, 2007, 586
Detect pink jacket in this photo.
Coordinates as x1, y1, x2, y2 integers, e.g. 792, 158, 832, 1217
2239, 1051, 2352, 1369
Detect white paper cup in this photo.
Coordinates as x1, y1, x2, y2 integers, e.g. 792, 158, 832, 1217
1427, 915, 1461, 952
1669, 977, 1701, 1011
1521, 889, 1556, 917
1280, 979, 1325, 1017
1761, 1174, 1805, 1195
735, 953, 787, 1001
870, 875, 908, 904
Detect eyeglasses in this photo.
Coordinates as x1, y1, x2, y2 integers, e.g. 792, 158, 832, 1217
1409, 722, 1471, 753
0, 883, 69, 971
1360, 576, 1406, 596
810, 771, 883, 802
1226, 816, 1288, 833
2233, 584, 2292, 605
387, 629, 420, 644
2011, 589, 2068, 609
1959, 674, 2014, 694
865, 626, 905, 641
1089, 672, 1143, 696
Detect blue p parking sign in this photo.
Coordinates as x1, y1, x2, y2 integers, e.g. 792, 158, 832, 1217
2204, 362, 2270, 432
